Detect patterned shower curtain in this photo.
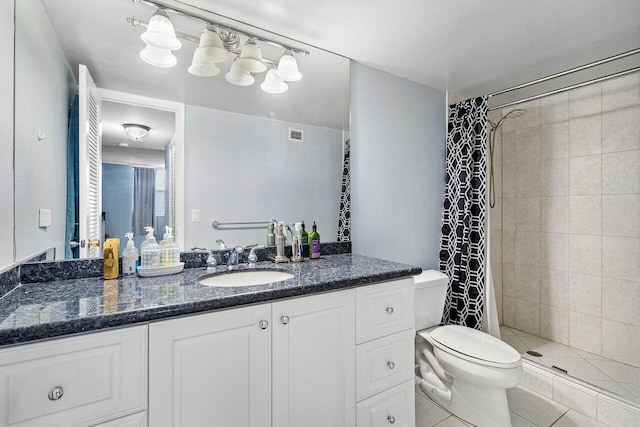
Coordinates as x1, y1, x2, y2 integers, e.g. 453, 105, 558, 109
439, 96, 488, 329
337, 139, 351, 241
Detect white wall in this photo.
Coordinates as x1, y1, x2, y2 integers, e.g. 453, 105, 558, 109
184, 106, 343, 249
14, 0, 74, 262
0, 0, 14, 270
351, 62, 446, 269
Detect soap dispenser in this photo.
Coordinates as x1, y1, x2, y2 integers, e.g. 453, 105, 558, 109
140, 227, 161, 268
122, 232, 139, 277
160, 226, 180, 266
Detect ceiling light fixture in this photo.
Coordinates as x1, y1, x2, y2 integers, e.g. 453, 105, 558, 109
127, 0, 308, 93
123, 123, 151, 140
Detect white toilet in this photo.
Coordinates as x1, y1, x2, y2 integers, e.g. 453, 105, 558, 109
414, 270, 522, 427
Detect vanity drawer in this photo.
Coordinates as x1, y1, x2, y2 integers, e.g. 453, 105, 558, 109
356, 278, 414, 344
0, 326, 147, 427
356, 379, 415, 427
356, 329, 415, 401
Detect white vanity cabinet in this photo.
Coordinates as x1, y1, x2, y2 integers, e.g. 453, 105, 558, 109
355, 278, 416, 427
149, 303, 272, 427
0, 326, 147, 427
149, 289, 356, 427
272, 289, 355, 427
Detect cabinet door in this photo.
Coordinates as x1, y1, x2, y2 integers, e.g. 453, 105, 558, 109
0, 326, 147, 427
272, 289, 356, 427
149, 304, 271, 427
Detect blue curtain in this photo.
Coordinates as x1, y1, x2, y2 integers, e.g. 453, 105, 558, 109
65, 95, 79, 259
133, 167, 156, 235
439, 96, 488, 329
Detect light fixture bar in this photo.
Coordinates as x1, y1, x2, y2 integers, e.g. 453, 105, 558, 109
131, 0, 310, 57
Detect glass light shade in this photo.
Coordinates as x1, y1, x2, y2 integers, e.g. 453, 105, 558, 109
141, 9, 182, 50
261, 69, 288, 94
188, 49, 221, 77
235, 40, 267, 73
197, 29, 227, 63
275, 52, 302, 81
123, 124, 150, 139
225, 61, 255, 86
140, 44, 177, 68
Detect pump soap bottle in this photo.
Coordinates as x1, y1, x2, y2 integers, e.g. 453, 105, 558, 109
309, 222, 321, 259
140, 227, 161, 268
122, 232, 139, 277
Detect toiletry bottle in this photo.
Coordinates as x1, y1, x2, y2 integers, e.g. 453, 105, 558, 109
309, 222, 321, 259
140, 227, 161, 268
301, 221, 309, 245
267, 221, 276, 246
294, 222, 304, 259
103, 238, 120, 279
122, 232, 139, 277
275, 221, 287, 262
160, 226, 180, 266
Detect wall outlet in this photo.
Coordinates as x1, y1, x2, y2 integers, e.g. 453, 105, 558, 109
39, 209, 52, 228
191, 209, 200, 222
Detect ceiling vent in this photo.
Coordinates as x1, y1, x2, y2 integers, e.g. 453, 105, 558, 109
288, 128, 304, 142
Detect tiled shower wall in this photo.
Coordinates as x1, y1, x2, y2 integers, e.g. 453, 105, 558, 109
494, 71, 640, 368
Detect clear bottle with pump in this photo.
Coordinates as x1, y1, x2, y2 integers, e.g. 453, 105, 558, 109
140, 226, 161, 268
275, 221, 288, 262
160, 226, 180, 266
122, 232, 139, 277
309, 221, 321, 259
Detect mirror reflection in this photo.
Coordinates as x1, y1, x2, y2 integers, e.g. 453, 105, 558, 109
14, 0, 350, 262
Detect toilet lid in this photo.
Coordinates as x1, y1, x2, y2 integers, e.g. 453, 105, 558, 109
429, 325, 521, 366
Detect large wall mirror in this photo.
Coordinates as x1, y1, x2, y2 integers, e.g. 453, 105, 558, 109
14, 0, 350, 262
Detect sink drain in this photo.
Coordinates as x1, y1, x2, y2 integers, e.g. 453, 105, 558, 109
526, 350, 543, 357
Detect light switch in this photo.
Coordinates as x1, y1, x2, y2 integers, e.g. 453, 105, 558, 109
191, 209, 200, 222
39, 209, 52, 228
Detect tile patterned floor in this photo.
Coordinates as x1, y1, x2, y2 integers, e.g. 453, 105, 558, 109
500, 326, 640, 405
415, 383, 607, 427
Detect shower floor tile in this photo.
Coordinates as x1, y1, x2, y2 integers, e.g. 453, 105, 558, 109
501, 326, 640, 405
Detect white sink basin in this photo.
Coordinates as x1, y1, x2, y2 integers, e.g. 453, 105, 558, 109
198, 270, 294, 287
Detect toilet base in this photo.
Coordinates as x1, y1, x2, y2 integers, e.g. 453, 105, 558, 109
424, 379, 512, 427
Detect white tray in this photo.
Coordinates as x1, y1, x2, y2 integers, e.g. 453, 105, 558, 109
137, 262, 185, 277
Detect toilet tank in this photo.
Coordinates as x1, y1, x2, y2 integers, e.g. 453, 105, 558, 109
414, 270, 449, 330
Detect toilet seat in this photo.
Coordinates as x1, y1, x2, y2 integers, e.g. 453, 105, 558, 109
418, 325, 521, 369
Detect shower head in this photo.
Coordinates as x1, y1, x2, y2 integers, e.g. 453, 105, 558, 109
489, 109, 526, 130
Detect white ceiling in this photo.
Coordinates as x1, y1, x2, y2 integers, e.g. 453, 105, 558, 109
101, 101, 175, 150
184, 0, 640, 103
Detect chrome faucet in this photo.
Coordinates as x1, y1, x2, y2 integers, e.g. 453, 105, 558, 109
226, 244, 258, 269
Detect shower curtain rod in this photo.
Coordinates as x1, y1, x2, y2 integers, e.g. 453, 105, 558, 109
488, 66, 640, 111
487, 47, 640, 99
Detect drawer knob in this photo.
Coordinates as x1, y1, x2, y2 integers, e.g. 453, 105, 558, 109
259, 320, 269, 329
387, 415, 396, 424
48, 386, 64, 401
281, 316, 289, 325
387, 361, 395, 370
385, 306, 394, 315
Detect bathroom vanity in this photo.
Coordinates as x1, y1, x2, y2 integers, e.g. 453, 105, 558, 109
0, 254, 420, 427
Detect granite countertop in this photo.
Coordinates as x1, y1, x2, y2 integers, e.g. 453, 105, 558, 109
0, 254, 421, 347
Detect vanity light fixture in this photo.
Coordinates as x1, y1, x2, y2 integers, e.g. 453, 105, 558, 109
261, 67, 288, 94
140, 9, 181, 51
275, 51, 302, 82
128, 0, 309, 93
123, 123, 151, 141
